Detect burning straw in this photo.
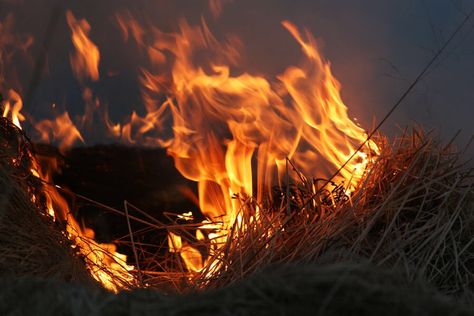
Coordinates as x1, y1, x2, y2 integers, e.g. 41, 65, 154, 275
0, 117, 135, 291
0, 117, 95, 285
133, 129, 473, 298
1, 109, 473, 300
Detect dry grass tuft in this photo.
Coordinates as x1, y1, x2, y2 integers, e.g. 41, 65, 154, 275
1, 114, 473, 302
2, 262, 471, 316
134, 129, 473, 298
0, 117, 97, 285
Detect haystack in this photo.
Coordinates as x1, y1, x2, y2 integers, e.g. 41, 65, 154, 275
145, 130, 474, 300
0, 263, 471, 315
0, 117, 96, 286
1, 114, 474, 314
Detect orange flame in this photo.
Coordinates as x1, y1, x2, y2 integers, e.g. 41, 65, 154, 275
1, 94, 134, 292
66, 10, 100, 82
34, 111, 84, 153
32, 155, 135, 292
2, 9, 380, 284
0, 13, 134, 292
114, 16, 379, 273
2, 89, 24, 129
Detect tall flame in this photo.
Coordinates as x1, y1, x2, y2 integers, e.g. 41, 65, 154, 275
2, 89, 24, 129
115, 16, 379, 273
66, 10, 100, 82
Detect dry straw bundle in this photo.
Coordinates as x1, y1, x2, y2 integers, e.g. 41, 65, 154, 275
0, 113, 473, 306
1, 263, 471, 315
0, 117, 96, 285
140, 129, 473, 299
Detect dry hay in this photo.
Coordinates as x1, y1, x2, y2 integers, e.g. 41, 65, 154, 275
0, 262, 471, 316
0, 112, 474, 313
0, 117, 96, 286
141, 129, 474, 299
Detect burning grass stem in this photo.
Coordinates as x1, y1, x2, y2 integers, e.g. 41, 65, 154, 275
294, 7, 474, 220
5, 112, 473, 296
124, 200, 143, 287
286, 158, 290, 216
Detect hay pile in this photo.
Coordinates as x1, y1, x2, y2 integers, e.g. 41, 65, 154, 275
145, 130, 474, 300
0, 262, 471, 315
0, 114, 473, 313
0, 117, 96, 286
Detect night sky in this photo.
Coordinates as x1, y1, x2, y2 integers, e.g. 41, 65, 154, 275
1, 0, 473, 153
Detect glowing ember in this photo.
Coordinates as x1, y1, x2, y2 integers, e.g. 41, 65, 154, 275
34, 154, 135, 292
1, 94, 134, 293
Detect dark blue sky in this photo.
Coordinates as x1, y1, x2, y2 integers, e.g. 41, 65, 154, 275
1, 0, 473, 152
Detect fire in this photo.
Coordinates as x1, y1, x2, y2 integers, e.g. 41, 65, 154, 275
34, 111, 84, 153
32, 155, 135, 292
2, 89, 24, 129
1, 7, 380, 288
114, 16, 379, 273
1, 94, 134, 293
66, 10, 100, 82
0, 13, 134, 292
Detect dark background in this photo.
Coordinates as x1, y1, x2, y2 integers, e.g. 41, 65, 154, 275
0, 0, 472, 145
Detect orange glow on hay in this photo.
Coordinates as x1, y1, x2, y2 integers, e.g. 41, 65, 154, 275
1, 95, 134, 293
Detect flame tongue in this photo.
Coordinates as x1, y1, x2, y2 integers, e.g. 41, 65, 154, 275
2, 89, 24, 129
66, 10, 100, 82
133, 19, 379, 273
33, 155, 135, 292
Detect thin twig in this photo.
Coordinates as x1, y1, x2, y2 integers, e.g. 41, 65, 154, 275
124, 200, 143, 287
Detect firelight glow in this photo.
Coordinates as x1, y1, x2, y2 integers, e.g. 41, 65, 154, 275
1, 10, 379, 288
111, 16, 380, 274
